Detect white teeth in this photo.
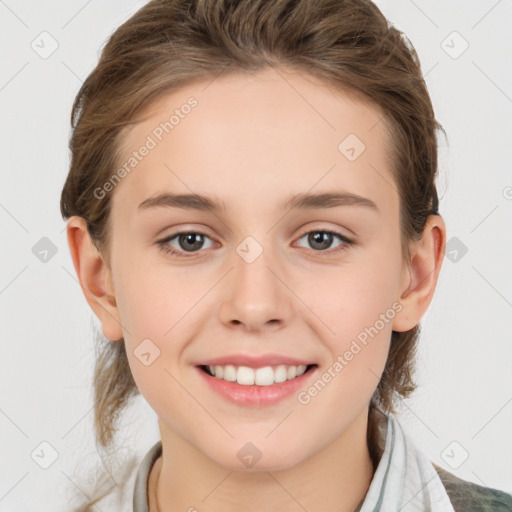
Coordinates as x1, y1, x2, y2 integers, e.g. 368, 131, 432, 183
274, 365, 287, 383
286, 366, 297, 380
237, 366, 255, 385
223, 364, 237, 382
207, 364, 309, 386
254, 366, 274, 386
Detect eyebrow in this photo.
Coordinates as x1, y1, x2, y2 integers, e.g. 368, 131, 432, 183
137, 191, 379, 213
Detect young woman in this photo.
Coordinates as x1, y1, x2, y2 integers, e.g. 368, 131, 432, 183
60, 0, 512, 510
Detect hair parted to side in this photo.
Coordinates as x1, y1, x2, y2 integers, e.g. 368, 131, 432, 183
60, 0, 444, 508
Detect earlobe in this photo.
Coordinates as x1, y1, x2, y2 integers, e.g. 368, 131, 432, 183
66, 216, 124, 341
392, 215, 446, 332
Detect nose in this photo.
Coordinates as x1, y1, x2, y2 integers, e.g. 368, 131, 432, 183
218, 241, 294, 332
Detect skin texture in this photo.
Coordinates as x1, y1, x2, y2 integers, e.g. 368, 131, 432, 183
67, 66, 446, 512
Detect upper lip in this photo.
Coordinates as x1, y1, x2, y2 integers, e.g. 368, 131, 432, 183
195, 353, 317, 368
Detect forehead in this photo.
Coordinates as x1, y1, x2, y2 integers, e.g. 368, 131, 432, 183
112, 67, 396, 217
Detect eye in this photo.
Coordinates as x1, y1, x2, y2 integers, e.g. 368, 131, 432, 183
156, 228, 354, 259
157, 230, 215, 258
295, 229, 353, 254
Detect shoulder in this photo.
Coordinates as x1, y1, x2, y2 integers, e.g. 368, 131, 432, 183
432, 462, 512, 512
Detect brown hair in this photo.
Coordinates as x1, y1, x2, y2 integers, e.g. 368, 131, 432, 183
60, 0, 443, 507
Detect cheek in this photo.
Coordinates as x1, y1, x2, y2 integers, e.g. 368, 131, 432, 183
299, 275, 394, 418
114, 258, 204, 340
297, 255, 400, 392
114, 263, 212, 391
303, 260, 402, 338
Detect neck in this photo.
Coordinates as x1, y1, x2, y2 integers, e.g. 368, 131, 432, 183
149, 408, 377, 512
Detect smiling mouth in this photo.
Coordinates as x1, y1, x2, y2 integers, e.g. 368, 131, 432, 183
197, 363, 318, 386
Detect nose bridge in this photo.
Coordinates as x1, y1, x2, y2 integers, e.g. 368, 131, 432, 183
218, 233, 293, 329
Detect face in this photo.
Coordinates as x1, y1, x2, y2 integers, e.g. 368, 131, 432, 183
104, 67, 410, 471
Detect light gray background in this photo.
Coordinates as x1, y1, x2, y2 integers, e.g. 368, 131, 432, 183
1, 0, 511, 510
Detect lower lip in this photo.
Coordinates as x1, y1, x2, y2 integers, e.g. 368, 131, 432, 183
194, 365, 318, 408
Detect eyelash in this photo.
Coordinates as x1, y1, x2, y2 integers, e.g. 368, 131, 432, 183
156, 228, 354, 258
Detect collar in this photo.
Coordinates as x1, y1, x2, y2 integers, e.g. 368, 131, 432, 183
132, 410, 455, 512
133, 440, 162, 512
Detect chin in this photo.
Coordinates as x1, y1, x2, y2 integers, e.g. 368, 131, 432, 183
204, 440, 308, 473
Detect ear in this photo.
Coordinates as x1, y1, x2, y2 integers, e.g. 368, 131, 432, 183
66, 216, 124, 341
392, 215, 446, 332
